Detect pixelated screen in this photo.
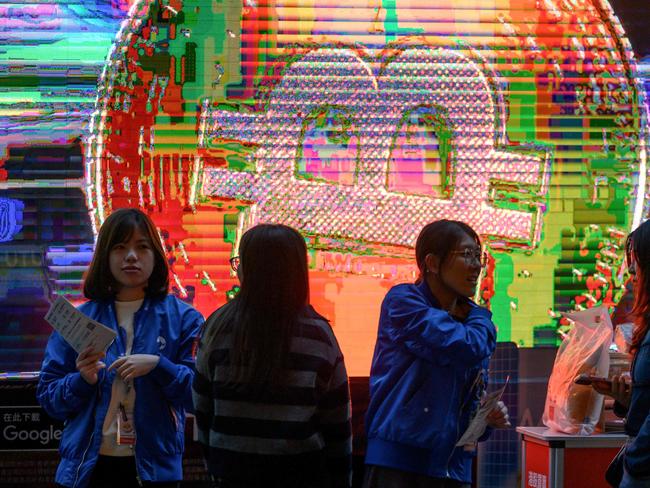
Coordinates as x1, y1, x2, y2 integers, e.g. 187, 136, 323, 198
1, 0, 649, 376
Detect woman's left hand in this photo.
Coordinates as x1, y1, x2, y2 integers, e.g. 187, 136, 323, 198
486, 400, 511, 429
108, 354, 160, 381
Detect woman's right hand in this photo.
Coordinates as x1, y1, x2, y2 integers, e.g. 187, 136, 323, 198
592, 374, 631, 409
76, 346, 106, 385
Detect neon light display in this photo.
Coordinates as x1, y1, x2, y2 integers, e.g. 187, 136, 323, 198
1, 0, 649, 375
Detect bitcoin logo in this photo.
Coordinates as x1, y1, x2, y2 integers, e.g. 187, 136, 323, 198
200, 47, 550, 249
86, 0, 647, 369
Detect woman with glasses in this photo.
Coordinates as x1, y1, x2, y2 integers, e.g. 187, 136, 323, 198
363, 219, 509, 488
192, 224, 352, 488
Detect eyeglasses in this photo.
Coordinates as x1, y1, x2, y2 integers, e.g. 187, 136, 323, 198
229, 256, 240, 272
449, 248, 488, 267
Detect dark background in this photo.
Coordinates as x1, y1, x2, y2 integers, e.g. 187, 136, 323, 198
610, 0, 650, 57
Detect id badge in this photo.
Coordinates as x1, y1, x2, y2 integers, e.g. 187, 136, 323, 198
117, 403, 136, 445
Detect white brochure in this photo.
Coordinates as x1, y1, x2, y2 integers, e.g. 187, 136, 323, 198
456, 376, 509, 447
44, 296, 116, 353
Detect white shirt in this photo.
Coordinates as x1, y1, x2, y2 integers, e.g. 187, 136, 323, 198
99, 298, 143, 456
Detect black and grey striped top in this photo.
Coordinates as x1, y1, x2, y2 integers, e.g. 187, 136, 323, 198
192, 305, 352, 488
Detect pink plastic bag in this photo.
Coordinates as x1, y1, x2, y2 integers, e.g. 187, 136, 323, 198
543, 306, 613, 435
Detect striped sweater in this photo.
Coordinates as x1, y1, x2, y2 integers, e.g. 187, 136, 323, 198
192, 305, 352, 488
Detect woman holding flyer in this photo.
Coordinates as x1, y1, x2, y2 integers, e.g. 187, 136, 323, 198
37, 208, 204, 488
363, 220, 510, 488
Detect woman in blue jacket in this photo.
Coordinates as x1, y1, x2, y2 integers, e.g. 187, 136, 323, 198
595, 220, 650, 487
37, 208, 204, 488
364, 220, 510, 488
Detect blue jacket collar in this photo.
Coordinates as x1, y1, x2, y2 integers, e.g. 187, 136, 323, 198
416, 279, 442, 309
416, 279, 479, 319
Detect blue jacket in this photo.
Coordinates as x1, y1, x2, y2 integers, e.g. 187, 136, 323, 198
37, 295, 204, 488
364, 281, 497, 483
624, 330, 650, 477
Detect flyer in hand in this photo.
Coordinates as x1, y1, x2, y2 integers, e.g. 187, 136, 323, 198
456, 376, 509, 447
44, 296, 116, 353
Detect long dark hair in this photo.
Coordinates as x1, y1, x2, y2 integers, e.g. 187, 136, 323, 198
83, 208, 169, 300
415, 219, 481, 282
205, 224, 310, 387
626, 219, 650, 355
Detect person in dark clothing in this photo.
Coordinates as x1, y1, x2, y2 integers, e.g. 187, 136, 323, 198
192, 224, 352, 488
593, 220, 650, 487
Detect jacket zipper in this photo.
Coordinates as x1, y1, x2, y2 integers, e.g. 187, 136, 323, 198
169, 403, 180, 431
72, 431, 94, 488
132, 306, 142, 486
444, 393, 464, 477
445, 369, 482, 477
134, 435, 142, 487
130, 380, 142, 487
73, 378, 104, 488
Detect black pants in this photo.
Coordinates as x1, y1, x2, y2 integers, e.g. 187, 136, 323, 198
362, 465, 471, 488
210, 477, 329, 488
86, 455, 180, 488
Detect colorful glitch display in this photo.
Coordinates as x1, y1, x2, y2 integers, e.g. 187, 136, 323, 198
1, 0, 649, 375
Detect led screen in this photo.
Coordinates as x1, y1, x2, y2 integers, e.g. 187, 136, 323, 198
1, 0, 649, 375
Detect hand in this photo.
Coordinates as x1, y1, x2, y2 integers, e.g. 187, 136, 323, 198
108, 354, 160, 382
451, 299, 473, 320
592, 374, 631, 409
76, 346, 106, 385
486, 400, 511, 429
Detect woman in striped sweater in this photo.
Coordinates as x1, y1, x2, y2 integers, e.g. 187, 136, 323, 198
192, 224, 352, 488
